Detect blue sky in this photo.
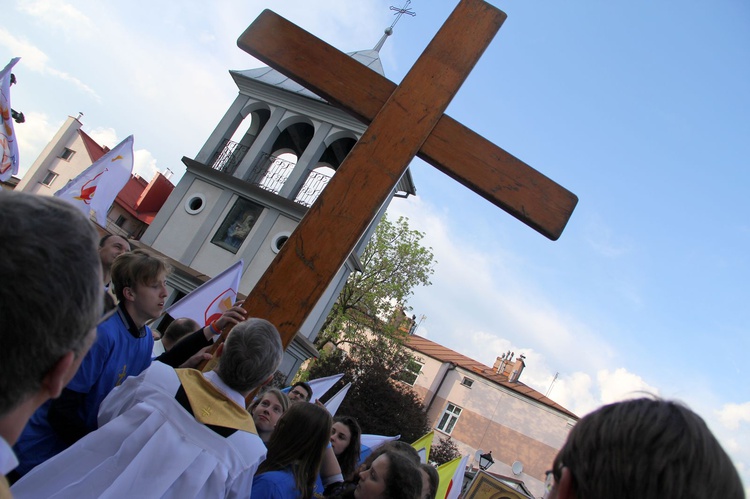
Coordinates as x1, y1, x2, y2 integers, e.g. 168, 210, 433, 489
2, 0, 748, 489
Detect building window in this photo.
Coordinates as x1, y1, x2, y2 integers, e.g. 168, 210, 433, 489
41, 170, 58, 186
115, 215, 127, 227
461, 376, 474, 388
437, 403, 462, 435
397, 359, 423, 386
59, 147, 75, 161
211, 197, 264, 254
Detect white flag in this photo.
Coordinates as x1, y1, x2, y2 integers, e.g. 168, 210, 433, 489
0, 57, 21, 182
282, 373, 344, 402
359, 434, 400, 464
55, 135, 134, 225
324, 382, 351, 416
164, 260, 244, 327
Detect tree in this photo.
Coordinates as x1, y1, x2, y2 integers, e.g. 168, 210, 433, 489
430, 435, 461, 466
314, 215, 435, 349
306, 336, 431, 443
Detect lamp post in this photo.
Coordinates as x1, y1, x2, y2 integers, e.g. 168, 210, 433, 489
478, 451, 494, 471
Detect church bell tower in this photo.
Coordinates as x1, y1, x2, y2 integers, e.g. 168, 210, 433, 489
141, 34, 415, 378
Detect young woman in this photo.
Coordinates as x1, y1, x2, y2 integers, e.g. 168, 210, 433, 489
252, 403, 333, 499
330, 416, 362, 481
353, 450, 423, 499
250, 388, 289, 444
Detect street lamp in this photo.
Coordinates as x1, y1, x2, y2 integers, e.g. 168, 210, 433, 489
478, 451, 494, 471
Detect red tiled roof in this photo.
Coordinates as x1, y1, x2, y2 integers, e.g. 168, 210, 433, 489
78, 129, 109, 162
405, 334, 578, 419
115, 173, 174, 224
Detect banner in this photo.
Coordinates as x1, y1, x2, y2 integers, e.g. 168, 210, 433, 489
55, 135, 134, 225
437, 454, 469, 499
411, 431, 435, 464
324, 382, 351, 416
164, 260, 243, 326
0, 57, 21, 181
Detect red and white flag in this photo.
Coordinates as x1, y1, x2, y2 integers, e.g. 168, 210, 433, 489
436, 454, 469, 499
165, 260, 244, 326
55, 135, 134, 225
0, 57, 21, 181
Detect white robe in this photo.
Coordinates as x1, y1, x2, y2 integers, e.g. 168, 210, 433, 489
12, 362, 266, 499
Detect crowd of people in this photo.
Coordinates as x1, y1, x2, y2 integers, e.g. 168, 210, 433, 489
0, 191, 745, 499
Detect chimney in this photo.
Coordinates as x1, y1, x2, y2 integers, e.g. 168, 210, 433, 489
509, 354, 526, 382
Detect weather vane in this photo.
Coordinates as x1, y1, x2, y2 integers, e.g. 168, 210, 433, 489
389, 0, 416, 30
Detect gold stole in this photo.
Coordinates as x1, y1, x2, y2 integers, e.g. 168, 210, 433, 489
175, 369, 257, 434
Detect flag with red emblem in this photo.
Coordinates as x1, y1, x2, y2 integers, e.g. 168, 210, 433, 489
55, 135, 134, 225
0, 57, 21, 181
164, 260, 244, 327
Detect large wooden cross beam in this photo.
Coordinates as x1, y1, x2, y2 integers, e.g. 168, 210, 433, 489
223, 0, 577, 356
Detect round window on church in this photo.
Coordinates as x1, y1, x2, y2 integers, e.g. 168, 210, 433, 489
271, 232, 291, 254
184, 194, 206, 215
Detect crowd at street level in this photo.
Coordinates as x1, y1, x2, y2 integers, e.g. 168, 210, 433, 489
0, 191, 744, 499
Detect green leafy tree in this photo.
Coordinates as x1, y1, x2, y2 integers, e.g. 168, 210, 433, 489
307, 336, 431, 443
430, 435, 461, 466
314, 215, 435, 349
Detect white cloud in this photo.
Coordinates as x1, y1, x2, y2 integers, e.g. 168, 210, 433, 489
87, 127, 118, 149
13, 111, 62, 177
17, 0, 95, 38
0, 28, 100, 100
133, 149, 158, 181
597, 367, 659, 404
717, 401, 750, 431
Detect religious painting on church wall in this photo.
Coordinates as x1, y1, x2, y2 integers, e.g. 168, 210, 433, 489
211, 197, 264, 253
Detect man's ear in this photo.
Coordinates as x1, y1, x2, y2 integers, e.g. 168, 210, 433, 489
122, 286, 136, 302
555, 467, 577, 499
41, 351, 76, 399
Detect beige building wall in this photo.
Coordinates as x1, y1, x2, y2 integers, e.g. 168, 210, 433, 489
406, 350, 575, 498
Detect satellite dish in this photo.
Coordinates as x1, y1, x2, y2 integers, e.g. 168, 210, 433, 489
512, 461, 524, 475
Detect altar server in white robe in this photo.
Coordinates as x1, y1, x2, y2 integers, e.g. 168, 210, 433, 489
12, 318, 283, 499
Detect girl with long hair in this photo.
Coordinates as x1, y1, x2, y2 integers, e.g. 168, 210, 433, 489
252, 402, 333, 499
250, 388, 289, 444
330, 416, 362, 481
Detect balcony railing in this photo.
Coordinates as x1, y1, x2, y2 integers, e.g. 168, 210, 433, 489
248, 153, 296, 195
209, 139, 249, 175
294, 168, 333, 207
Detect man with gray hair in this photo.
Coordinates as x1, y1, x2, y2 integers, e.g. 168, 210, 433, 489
0, 192, 102, 495
12, 318, 284, 498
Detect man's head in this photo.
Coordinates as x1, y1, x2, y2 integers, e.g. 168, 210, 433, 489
160, 317, 200, 351
216, 318, 283, 395
545, 397, 744, 499
288, 381, 312, 403
98, 234, 131, 270
0, 192, 101, 439
110, 249, 170, 324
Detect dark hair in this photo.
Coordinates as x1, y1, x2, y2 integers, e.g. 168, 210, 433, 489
0, 192, 101, 416
553, 397, 744, 499
360, 440, 421, 474
382, 450, 423, 499
99, 233, 132, 250
162, 318, 199, 346
257, 403, 332, 499
419, 463, 439, 499
292, 381, 312, 401
333, 415, 362, 481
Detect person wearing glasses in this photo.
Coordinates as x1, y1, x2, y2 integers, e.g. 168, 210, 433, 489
0, 192, 102, 494
288, 381, 313, 403
542, 397, 743, 499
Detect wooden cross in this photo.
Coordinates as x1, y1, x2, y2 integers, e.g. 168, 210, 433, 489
221, 0, 578, 355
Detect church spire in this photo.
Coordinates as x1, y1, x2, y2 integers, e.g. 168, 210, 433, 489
373, 0, 416, 52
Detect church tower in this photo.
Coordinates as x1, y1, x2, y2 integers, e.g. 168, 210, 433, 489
141, 32, 415, 378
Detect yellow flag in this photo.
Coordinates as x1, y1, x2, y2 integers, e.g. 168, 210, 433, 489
436, 455, 469, 499
411, 430, 435, 463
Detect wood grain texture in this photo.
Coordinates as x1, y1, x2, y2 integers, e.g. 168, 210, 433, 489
238, 0, 506, 348
238, 5, 577, 240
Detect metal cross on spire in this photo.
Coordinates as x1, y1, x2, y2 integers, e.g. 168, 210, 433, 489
389, 0, 416, 30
